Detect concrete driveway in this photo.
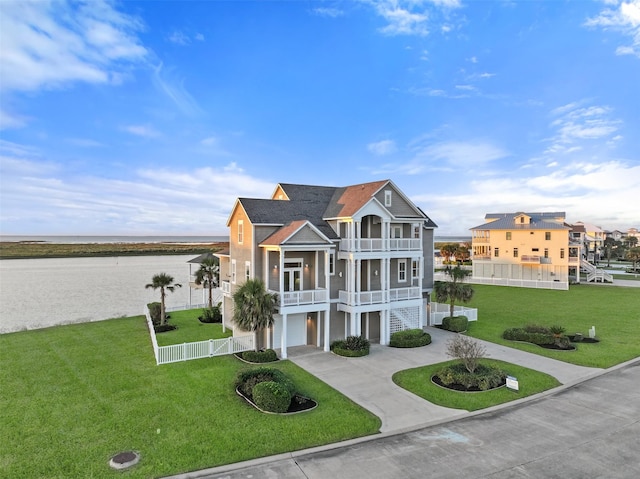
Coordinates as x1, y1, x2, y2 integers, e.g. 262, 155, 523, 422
288, 327, 601, 433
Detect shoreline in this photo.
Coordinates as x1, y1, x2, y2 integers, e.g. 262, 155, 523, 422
0, 241, 228, 260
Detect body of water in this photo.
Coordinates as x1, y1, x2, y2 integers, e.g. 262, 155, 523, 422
0, 235, 229, 244
0, 255, 209, 334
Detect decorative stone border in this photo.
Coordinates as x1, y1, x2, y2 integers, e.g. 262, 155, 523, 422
233, 352, 279, 364
109, 451, 140, 470
430, 376, 506, 393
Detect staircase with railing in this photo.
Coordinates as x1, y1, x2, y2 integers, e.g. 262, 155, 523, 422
580, 258, 613, 283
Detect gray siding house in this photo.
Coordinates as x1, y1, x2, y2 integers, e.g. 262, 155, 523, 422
216, 179, 437, 358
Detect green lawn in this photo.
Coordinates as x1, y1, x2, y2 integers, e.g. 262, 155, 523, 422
393, 359, 561, 411
462, 284, 640, 368
155, 308, 233, 346
0, 317, 380, 479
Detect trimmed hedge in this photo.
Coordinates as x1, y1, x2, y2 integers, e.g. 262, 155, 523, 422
234, 367, 296, 413
442, 315, 469, 332
241, 349, 278, 363
435, 363, 507, 391
331, 336, 370, 357
503, 325, 572, 349
389, 329, 432, 348
252, 381, 291, 413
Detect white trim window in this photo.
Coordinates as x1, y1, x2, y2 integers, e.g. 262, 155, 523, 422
412, 223, 420, 239
329, 251, 335, 275
384, 190, 392, 207
238, 220, 244, 244
231, 259, 237, 284
411, 259, 420, 279
245, 261, 251, 281
391, 225, 402, 238
398, 259, 407, 282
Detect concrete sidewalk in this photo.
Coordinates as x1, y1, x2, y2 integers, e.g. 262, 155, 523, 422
287, 327, 601, 433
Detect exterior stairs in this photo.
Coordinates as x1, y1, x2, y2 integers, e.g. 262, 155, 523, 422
580, 258, 613, 283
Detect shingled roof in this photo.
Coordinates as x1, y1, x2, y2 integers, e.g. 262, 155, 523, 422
235, 180, 433, 240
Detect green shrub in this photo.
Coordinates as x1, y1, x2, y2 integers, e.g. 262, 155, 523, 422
435, 363, 507, 391
524, 324, 551, 334
252, 381, 292, 413
502, 327, 565, 347
154, 324, 176, 333
241, 349, 278, 363
442, 315, 469, 332
549, 325, 566, 336
234, 367, 296, 399
389, 329, 432, 348
148, 302, 162, 326
331, 336, 370, 357
198, 304, 222, 323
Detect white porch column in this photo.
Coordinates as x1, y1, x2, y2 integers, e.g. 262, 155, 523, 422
281, 313, 288, 359
380, 310, 387, 345
324, 308, 330, 351
355, 311, 362, 336
365, 312, 370, 339
350, 312, 357, 337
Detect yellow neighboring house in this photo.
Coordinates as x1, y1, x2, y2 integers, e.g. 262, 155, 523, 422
470, 212, 577, 290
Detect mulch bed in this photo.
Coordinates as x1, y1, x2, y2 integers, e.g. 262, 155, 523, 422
236, 388, 317, 414
431, 375, 506, 392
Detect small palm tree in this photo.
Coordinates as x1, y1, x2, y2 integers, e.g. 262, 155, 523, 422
146, 273, 182, 326
232, 278, 278, 351
434, 265, 474, 319
194, 257, 219, 308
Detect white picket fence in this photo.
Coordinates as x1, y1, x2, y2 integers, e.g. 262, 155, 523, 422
145, 306, 254, 365
428, 302, 478, 326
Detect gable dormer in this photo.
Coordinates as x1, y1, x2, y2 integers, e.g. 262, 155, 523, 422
271, 184, 290, 201
514, 213, 531, 225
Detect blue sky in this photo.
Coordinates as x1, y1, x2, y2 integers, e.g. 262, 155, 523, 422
1, 0, 639, 236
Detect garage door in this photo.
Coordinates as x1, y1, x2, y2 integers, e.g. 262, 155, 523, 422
273, 314, 307, 348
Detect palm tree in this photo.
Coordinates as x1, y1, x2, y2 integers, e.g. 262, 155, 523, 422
194, 257, 219, 308
232, 278, 278, 351
146, 273, 182, 326
434, 265, 474, 319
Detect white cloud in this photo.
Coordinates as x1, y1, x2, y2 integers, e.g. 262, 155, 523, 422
152, 62, 203, 116
122, 125, 160, 138
545, 102, 622, 154
168, 30, 191, 45
0, 142, 275, 234
411, 160, 640, 235
367, 139, 397, 155
367, 0, 462, 37
312, 7, 345, 18
0, 108, 28, 130
0, 0, 148, 93
200, 136, 219, 147
585, 0, 640, 58
414, 140, 510, 168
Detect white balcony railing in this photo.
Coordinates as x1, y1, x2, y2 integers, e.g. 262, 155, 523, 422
269, 289, 328, 307
339, 238, 421, 253
339, 287, 421, 306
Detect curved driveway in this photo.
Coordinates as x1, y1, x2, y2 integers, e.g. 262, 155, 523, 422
166, 323, 639, 479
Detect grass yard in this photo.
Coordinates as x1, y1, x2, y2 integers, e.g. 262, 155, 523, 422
393, 359, 561, 411
0, 317, 380, 479
155, 308, 233, 346
462, 284, 640, 368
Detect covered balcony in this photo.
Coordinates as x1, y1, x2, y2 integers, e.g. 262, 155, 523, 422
339, 286, 421, 306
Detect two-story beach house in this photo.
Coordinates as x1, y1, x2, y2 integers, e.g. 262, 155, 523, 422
215, 180, 437, 358
470, 212, 578, 289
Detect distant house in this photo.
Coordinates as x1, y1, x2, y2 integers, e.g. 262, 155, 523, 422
215, 180, 437, 358
470, 212, 577, 289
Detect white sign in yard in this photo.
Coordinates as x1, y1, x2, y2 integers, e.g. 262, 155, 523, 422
506, 376, 519, 391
